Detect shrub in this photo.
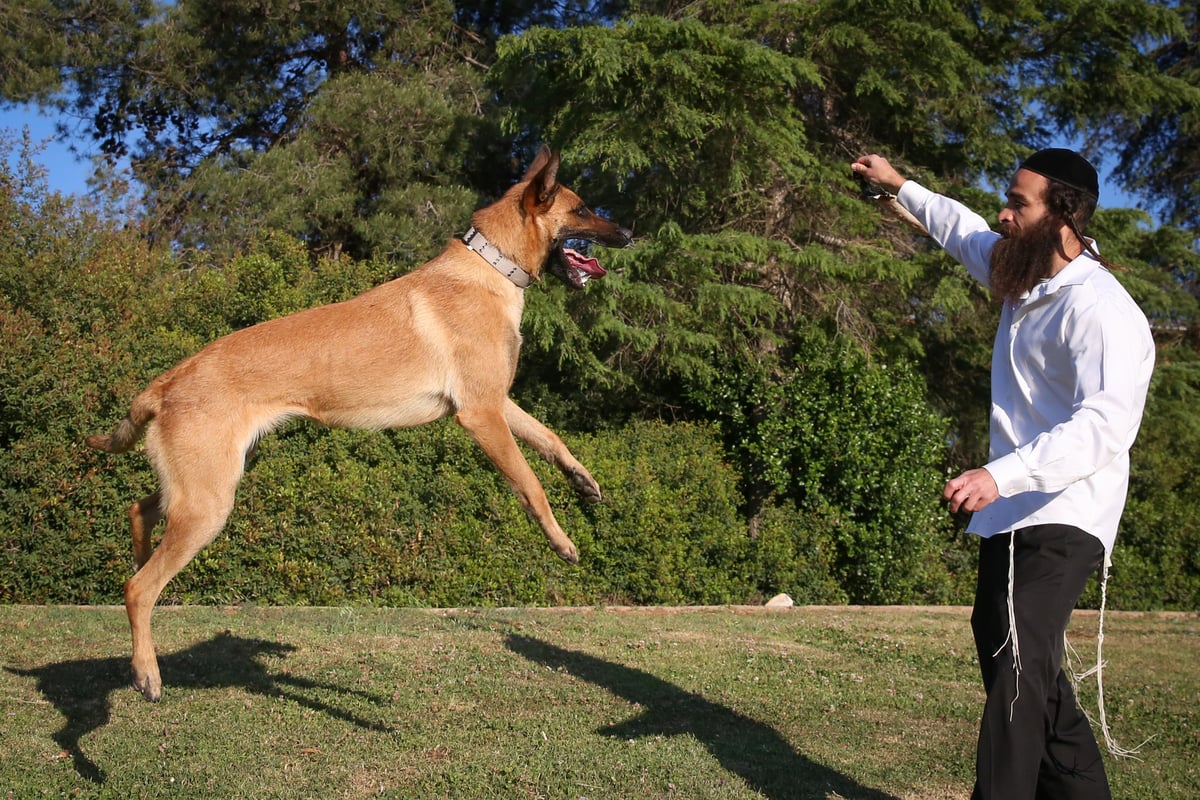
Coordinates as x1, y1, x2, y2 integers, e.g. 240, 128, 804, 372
18, 417, 759, 607
699, 329, 964, 605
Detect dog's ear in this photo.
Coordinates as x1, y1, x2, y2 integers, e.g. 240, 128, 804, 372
523, 144, 554, 180
522, 146, 560, 214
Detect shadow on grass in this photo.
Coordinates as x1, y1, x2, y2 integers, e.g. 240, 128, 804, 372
506, 634, 899, 800
5, 630, 393, 784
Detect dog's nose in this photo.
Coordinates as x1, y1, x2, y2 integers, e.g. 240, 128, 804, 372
618, 227, 635, 247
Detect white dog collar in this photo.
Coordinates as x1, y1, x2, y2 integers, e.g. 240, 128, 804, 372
462, 227, 532, 289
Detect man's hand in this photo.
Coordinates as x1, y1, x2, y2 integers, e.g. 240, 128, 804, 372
943, 468, 1000, 514
850, 154, 907, 195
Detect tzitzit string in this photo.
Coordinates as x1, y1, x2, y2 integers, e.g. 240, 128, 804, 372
998, 532, 1022, 720
1063, 551, 1155, 759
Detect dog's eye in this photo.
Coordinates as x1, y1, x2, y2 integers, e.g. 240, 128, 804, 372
573, 205, 592, 219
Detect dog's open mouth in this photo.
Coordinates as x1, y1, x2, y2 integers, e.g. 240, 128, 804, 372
565, 247, 607, 285
549, 244, 608, 290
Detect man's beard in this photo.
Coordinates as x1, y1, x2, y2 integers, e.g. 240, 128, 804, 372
988, 215, 1062, 302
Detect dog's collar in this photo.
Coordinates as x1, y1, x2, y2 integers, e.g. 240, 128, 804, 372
462, 227, 532, 289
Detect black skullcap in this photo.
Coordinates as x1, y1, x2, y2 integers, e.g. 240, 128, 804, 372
1019, 148, 1099, 199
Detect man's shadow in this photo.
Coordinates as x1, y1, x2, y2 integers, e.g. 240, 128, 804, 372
505, 634, 899, 800
5, 630, 393, 784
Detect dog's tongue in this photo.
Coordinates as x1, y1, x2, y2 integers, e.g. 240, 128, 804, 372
564, 248, 606, 284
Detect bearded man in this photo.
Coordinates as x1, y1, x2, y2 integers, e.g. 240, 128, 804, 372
851, 149, 1154, 800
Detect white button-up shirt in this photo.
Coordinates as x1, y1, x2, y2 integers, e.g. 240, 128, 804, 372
896, 181, 1155, 552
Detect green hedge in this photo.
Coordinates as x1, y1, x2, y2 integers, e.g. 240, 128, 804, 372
2, 413, 808, 606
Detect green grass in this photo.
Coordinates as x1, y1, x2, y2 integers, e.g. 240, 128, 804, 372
1, 605, 1196, 799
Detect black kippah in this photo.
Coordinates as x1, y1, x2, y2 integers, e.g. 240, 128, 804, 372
1019, 148, 1099, 199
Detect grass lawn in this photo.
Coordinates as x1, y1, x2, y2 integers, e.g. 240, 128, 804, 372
1, 604, 1196, 799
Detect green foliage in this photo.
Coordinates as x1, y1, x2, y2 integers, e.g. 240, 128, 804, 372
546, 420, 755, 605
0, 1, 155, 104
749, 500, 850, 605
491, 15, 819, 233
174, 69, 483, 261
213, 419, 760, 608
1030, 2, 1200, 232
2, 0, 491, 260
697, 328, 964, 605
1088, 208, 1200, 330
8, 0, 1200, 237
797, 0, 1028, 178
513, 223, 785, 424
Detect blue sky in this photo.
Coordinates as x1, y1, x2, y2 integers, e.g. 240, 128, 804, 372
2, 101, 1152, 217
1, 103, 108, 196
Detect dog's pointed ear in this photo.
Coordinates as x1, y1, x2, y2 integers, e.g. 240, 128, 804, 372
522, 144, 554, 181
522, 145, 560, 213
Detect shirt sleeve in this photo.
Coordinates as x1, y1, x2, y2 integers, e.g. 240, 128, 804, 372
984, 293, 1155, 496
896, 181, 998, 287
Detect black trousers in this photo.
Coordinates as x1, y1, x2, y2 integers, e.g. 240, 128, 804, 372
970, 525, 1111, 800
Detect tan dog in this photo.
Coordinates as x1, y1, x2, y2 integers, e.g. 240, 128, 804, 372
87, 146, 633, 701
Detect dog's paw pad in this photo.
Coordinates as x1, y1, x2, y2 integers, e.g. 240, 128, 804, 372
568, 469, 602, 503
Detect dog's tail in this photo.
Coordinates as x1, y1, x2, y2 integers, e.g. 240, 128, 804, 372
86, 388, 161, 454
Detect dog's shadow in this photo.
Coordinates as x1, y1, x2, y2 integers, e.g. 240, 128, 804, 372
506, 634, 900, 800
5, 630, 392, 784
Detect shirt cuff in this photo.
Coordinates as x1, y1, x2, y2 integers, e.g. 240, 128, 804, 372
984, 452, 1030, 498
895, 180, 930, 209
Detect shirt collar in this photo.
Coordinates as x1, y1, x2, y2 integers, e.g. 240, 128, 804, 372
1020, 242, 1103, 305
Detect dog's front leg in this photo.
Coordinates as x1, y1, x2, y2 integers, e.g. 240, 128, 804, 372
502, 398, 601, 503
456, 406, 580, 564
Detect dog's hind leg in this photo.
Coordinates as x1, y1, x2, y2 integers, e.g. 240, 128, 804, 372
126, 442, 244, 701
456, 405, 579, 564
128, 491, 163, 571
503, 399, 601, 503
126, 493, 236, 701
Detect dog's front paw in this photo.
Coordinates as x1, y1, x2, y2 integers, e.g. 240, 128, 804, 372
554, 538, 580, 565
568, 468, 602, 503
